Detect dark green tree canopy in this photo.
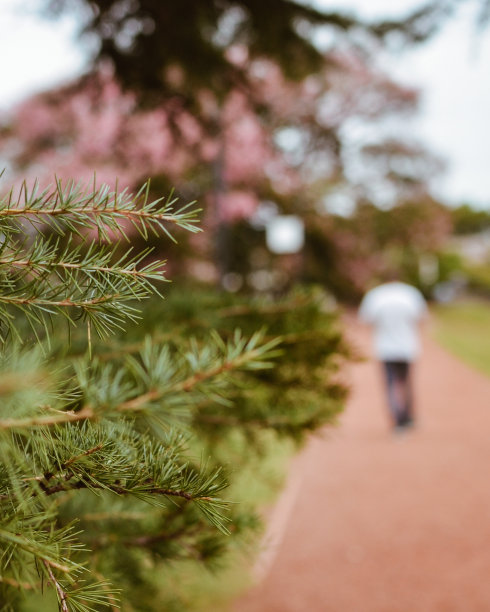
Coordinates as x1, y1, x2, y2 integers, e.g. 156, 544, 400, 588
44, 0, 444, 108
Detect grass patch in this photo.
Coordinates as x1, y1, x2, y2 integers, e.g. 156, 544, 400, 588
431, 299, 490, 377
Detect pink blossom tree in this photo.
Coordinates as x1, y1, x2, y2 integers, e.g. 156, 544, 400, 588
0, 37, 444, 292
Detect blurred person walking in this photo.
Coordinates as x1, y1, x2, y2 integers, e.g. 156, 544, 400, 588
359, 279, 427, 432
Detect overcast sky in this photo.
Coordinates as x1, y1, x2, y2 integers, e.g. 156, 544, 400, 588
1, 0, 490, 208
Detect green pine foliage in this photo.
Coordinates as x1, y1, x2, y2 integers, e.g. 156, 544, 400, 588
0, 177, 347, 611
135, 285, 348, 443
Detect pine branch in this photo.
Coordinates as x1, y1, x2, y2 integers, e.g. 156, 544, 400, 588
42, 565, 121, 612
0, 237, 168, 287
116, 330, 282, 412
0, 575, 36, 590
0, 179, 201, 240
0, 528, 78, 574
92, 570, 120, 612
0, 331, 281, 431
0, 178, 199, 341
0, 407, 93, 430
0, 175, 341, 609
43, 560, 70, 612
0, 272, 154, 340
39, 478, 220, 503
1, 422, 231, 536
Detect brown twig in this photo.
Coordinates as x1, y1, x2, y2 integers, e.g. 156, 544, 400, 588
0, 575, 36, 590
43, 560, 70, 612
117, 350, 260, 413
0, 294, 121, 308
63, 443, 104, 469
41, 478, 213, 502
0, 257, 165, 279
0, 205, 197, 226
0, 406, 94, 430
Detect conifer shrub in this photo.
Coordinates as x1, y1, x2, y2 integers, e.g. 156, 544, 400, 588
0, 178, 347, 611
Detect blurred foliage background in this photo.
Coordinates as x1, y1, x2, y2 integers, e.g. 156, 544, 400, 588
2, 0, 490, 609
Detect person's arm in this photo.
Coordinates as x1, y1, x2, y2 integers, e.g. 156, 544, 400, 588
414, 291, 429, 333
358, 292, 374, 324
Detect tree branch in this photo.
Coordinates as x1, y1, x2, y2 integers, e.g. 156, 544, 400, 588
117, 347, 268, 413
0, 294, 122, 308
0, 204, 200, 229
0, 406, 94, 430
0, 257, 166, 281
0, 575, 36, 590
43, 560, 70, 612
40, 478, 214, 502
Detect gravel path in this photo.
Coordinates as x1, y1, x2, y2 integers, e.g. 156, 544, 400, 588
233, 317, 490, 612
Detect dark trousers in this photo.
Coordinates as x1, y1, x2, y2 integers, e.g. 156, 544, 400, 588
382, 361, 413, 428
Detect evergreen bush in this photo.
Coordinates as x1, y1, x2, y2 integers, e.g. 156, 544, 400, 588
0, 178, 347, 611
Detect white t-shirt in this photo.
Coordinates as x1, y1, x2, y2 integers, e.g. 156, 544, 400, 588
358, 282, 427, 362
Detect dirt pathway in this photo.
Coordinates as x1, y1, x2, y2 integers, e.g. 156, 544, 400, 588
233, 317, 490, 611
